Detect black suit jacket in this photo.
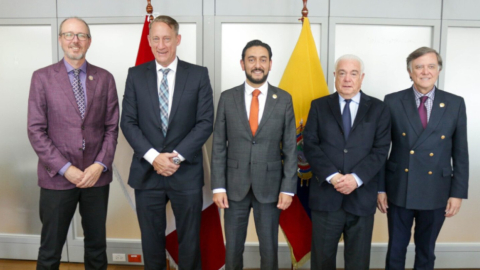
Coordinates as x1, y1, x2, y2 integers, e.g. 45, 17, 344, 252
120, 59, 214, 190
304, 91, 391, 216
380, 88, 468, 210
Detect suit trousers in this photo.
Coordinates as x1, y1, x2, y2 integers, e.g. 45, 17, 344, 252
386, 202, 446, 270
135, 182, 203, 270
37, 185, 109, 270
311, 208, 374, 270
224, 189, 281, 270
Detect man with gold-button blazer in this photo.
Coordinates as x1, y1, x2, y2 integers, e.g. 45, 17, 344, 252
378, 47, 469, 270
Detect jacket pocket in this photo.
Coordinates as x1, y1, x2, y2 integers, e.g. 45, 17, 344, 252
387, 161, 397, 172
443, 166, 453, 177
267, 160, 282, 171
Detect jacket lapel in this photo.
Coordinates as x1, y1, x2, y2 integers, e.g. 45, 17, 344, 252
233, 83, 252, 137
83, 62, 98, 120
412, 89, 447, 148
327, 92, 344, 132
401, 88, 424, 137
169, 59, 188, 125
54, 60, 82, 119
351, 91, 371, 132
146, 60, 162, 128
255, 84, 278, 136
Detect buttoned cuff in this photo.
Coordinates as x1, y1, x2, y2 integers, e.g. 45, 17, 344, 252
281, 192, 294, 196
326, 172, 339, 184
213, 188, 226, 193
94, 161, 108, 172
351, 173, 363, 187
173, 150, 185, 161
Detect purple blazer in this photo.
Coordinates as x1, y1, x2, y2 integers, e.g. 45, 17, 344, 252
27, 59, 119, 190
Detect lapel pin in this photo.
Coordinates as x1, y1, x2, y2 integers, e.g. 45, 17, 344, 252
88, 75, 93, 81
272, 94, 277, 99
440, 103, 445, 108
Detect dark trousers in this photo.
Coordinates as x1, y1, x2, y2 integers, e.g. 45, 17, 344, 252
37, 185, 109, 270
311, 208, 374, 270
135, 184, 203, 270
224, 189, 281, 270
386, 202, 446, 270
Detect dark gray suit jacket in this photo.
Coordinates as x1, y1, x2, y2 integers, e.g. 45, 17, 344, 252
304, 91, 391, 216
380, 88, 469, 210
211, 83, 297, 203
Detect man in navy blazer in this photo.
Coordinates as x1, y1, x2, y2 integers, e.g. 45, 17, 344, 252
304, 55, 391, 270
28, 17, 119, 269
378, 47, 469, 270
121, 15, 214, 270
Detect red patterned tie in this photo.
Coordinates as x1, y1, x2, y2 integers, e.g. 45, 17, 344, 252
418, 96, 428, 129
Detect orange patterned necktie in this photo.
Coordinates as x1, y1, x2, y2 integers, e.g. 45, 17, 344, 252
249, 89, 261, 136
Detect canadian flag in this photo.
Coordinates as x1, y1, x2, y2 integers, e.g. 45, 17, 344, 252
134, 15, 225, 269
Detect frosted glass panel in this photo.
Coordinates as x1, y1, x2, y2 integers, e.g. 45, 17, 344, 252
335, 24, 433, 100
75, 23, 197, 239
221, 23, 321, 92
442, 26, 480, 242
0, 25, 52, 235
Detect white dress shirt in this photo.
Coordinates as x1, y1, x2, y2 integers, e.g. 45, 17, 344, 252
143, 57, 185, 164
326, 91, 363, 187
213, 81, 293, 196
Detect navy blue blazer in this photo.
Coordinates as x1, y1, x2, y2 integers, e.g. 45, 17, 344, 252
380, 87, 469, 210
304, 91, 391, 216
121, 59, 214, 190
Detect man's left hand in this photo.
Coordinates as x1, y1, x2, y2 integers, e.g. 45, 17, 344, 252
76, 163, 104, 188
277, 193, 293, 210
334, 174, 358, 195
445, 197, 462, 217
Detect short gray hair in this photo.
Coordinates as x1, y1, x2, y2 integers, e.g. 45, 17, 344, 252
59, 17, 91, 37
406, 47, 442, 72
335, 54, 365, 74
149, 15, 179, 35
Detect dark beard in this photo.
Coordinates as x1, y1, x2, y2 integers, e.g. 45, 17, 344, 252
245, 70, 268, 85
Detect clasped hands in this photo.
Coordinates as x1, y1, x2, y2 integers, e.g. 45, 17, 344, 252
64, 163, 104, 188
152, 152, 180, 177
331, 173, 358, 195
213, 192, 293, 210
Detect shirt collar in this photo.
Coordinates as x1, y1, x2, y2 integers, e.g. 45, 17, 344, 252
412, 85, 436, 100
155, 57, 178, 73
338, 91, 361, 104
64, 58, 87, 74
245, 81, 269, 96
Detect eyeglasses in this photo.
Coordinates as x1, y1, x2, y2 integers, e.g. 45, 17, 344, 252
60, 32, 90, 41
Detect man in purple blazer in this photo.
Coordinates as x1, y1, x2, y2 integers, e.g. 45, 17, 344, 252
27, 17, 119, 270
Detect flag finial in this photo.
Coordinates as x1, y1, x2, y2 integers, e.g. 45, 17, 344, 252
146, 0, 154, 22
299, 0, 309, 22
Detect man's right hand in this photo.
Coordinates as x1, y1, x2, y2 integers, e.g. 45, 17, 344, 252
331, 173, 344, 186
377, 193, 388, 214
64, 165, 84, 185
153, 152, 180, 176
213, 192, 229, 209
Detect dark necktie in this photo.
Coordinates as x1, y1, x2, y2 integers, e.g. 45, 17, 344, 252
342, 99, 352, 140
418, 96, 428, 129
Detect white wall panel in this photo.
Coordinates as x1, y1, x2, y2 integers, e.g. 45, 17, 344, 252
334, 24, 433, 100
216, 0, 328, 17
442, 26, 480, 242
330, 0, 441, 19
221, 23, 322, 92
0, 25, 52, 235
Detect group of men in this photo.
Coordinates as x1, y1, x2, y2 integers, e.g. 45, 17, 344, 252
27, 15, 468, 270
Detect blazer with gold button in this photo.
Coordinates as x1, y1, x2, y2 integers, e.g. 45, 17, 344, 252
380, 87, 469, 210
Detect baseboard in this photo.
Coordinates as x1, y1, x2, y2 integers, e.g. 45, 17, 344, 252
0, 234, 67, 262
243, 242, 480, 269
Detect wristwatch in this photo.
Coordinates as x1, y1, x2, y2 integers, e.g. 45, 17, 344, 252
172, 157, 182, 165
